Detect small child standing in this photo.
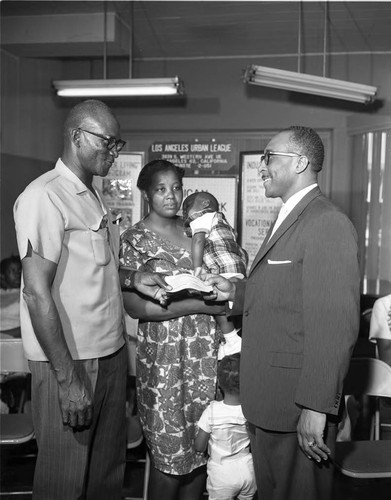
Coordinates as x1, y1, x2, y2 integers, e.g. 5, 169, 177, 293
182, 192, 248, 359
195, 353, 256, 500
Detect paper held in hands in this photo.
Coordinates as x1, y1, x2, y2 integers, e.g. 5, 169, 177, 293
164, 272, 244, 294
164, 274, 213, 294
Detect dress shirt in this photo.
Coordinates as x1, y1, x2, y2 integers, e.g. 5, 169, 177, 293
269, 183, 318, 239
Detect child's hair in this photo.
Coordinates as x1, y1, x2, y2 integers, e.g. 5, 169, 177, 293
217, 353, 240, 394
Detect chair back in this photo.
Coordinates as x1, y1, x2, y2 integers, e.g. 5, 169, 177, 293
343, 357, 391, 398
0, 338, 30, 373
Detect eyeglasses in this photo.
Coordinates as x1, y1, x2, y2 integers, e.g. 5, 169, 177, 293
260, 151, 302, 166
77, 128, 126, 152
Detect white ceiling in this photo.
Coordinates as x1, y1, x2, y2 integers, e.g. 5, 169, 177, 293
1, 1, 391, 62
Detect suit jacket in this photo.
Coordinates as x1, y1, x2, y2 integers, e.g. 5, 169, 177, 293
232, 187, 360, 432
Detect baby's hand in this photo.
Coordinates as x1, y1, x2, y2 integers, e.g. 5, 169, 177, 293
194, 267, 202, 277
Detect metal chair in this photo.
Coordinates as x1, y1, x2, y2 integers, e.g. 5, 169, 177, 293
0, 338, 35, 496
334, 357, 391, 478
123, 416, 151, 500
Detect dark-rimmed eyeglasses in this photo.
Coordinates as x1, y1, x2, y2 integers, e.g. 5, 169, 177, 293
260, 151, 302, 166
77, 128, 126, 152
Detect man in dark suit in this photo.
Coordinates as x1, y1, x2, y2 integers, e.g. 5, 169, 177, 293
205, 126, 360, 500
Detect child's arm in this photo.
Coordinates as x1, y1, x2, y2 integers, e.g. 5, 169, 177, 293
192, 231, 207, 277
194, 427, 210, 453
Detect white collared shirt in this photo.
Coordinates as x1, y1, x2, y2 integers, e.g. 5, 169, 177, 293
269, 183, 318, 238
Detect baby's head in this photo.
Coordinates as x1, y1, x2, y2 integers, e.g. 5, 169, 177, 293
0, 256, 22, 290
217, 353, 240, 396
183, 191, 219, 222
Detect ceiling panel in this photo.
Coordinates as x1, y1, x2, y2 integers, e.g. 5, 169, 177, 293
1, 1, 391, 60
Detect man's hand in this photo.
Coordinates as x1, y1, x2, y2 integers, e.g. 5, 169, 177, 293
297, 408, 331, 462
58, 373, 93, 429
131, 271, 171, 306
200, 274, 236, 302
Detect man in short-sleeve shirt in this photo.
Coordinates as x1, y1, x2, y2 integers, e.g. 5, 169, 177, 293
14, 100, 128, 500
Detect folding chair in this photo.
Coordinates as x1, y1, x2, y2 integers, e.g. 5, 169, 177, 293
334, 357, 391, 478
0, 338, 35, 496
122, 443, 151, 500
124, 407, 150, 500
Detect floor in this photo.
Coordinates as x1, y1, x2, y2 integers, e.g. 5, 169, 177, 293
1, 437, 391, 499
1, 440, 148, 500
1, 351, 391, 500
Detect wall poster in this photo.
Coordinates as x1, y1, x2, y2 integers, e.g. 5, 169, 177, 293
182, 176, 238, 229
94, 152, 144, 233
239, 152, 282, 269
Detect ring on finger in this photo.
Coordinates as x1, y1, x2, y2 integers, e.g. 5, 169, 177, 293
307, 440, 316, 447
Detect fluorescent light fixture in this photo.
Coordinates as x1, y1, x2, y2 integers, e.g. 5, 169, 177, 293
53, 77, 184, 97
244, 65, 377, 104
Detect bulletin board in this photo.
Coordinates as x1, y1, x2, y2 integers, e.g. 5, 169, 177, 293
238, 152, 282, 268
94, 152, 144, 233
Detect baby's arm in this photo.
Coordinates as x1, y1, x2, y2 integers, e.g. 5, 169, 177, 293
194, 428, 210, 453
192, 231, 207, 277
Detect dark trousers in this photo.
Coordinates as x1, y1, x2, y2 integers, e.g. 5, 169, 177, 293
248, 421, 337, 500
29, 345, 127, 500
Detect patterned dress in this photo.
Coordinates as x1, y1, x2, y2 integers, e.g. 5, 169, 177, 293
120, 220, 218, 475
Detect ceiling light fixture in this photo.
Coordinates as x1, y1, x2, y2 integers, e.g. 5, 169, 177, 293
53, 77, 184, 97
243, 1, 377, 104
243, 65, 377, 104
52, 2, 184, 98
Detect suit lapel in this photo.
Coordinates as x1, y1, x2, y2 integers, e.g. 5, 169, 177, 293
249, 187, 322, 275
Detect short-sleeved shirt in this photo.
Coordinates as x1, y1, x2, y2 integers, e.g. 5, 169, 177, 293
369, 294, 391, 342
198, 400, 251, 464
189, 211, 248, 276
13, 159, 124, 361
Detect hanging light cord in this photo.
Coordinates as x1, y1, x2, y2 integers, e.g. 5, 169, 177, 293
323, 1, 329, 77
297, 1, 302, 73
103, 1, 107, 80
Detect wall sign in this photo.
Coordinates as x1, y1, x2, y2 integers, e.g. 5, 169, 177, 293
239, 152, 282, 269
149, 140, 236, 173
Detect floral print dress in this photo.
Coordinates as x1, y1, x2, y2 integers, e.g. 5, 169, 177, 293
120, 220, 218, 475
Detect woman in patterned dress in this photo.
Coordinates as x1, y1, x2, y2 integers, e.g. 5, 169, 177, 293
120, 160, 224, 500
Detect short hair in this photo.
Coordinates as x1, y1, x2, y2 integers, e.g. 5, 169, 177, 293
63, 99, 116, 137
183, 191, 219, 212
217, 353, 240, 394
137, 159, 185, 192
0, 255, 21, 275
284, 125, 325, 172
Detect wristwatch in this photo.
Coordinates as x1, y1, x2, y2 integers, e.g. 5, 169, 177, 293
124, 270, 137, 289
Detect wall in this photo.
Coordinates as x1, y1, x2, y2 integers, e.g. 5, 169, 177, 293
0, 50, 67, 259
1, 48, 390, 259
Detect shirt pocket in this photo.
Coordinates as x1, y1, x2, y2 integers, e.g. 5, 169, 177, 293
89, 226, 111, 266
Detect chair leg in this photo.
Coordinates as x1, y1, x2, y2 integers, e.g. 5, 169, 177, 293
143, 452, 150, 500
